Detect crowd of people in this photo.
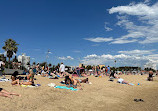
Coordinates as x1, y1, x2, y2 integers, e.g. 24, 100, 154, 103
0, 61, 157, 98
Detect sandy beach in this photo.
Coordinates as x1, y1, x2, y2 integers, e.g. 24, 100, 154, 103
0, 75, 158, 111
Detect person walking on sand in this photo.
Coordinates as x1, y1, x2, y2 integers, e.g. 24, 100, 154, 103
147, 71, 154, 81
107, 66, 110, 74
59, 62, 65, 77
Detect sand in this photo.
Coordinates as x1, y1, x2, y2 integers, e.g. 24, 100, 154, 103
0, 74, 158, 111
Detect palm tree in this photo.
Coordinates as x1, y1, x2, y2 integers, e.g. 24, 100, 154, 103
2, 39, 19, 67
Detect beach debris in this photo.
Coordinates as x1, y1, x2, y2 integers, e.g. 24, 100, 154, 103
134, 99, 144, 102
48, 83, 56, 87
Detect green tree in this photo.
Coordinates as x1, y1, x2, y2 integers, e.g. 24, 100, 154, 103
12, 56, 18, 62
0, 54, 6, 62
2, 39, 19, 67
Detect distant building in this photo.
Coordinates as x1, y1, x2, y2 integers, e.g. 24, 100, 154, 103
18, 53, 30, 69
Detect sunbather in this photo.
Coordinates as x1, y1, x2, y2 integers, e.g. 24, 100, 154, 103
21, 69, 34, 85
11, 71, 20, 85
117, 77, 132, 85
65, 75, 89, 88
0, 88, 21, 98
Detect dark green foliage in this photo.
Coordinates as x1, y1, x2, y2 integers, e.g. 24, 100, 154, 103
2, 39, 19, 68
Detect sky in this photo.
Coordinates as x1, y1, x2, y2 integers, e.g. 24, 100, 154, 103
0, 0, 158, 69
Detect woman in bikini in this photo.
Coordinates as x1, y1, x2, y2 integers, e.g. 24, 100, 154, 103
65, 75, 89, 88
11, 71, 20, 85
21, 69, 34, 85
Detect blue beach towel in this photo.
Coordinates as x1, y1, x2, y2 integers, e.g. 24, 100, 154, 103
55, 86, 78, 91
129, 83, 134, 85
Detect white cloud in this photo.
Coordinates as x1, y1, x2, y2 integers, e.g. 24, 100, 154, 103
84, 37, 113, 42
118, 49, 154, 55
58, 57, 67, 60
58, 56, 74, 60
111, 38, 137, 44
144, 0, 150, 4
67, 56, 74, 60
82, 51, 158, 70
84, 54, 98, 59
108, 1, 158, 44
109, 3, 157, 17
104, 22, 113, 31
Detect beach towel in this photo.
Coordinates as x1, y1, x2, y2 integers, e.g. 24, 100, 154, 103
21, 84, 41, 88
119, 82, 134, 85
57, 75, 60, 77
129, 83, 134, 85
0, 78, 11, 82
54, 86, 78, 91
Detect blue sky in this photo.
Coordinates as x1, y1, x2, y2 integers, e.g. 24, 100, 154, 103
0, 0, 158, 69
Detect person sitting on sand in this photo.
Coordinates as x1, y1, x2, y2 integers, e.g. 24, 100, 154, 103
109, 71, 119, 79
41, 69, 46, 77
21, 69, 34, 85
147, 71, 153, 81
11, 71, 20, 85
117, 77, 132, 85
0, 88, 21, 98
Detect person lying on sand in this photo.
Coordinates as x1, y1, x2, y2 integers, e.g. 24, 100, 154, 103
11, 71, 20, 85
64, 75, 89, 88
147, 71, 153, 81
0, 88, 21, 98
21, 69, 34, 85
117, 77, 132, 85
